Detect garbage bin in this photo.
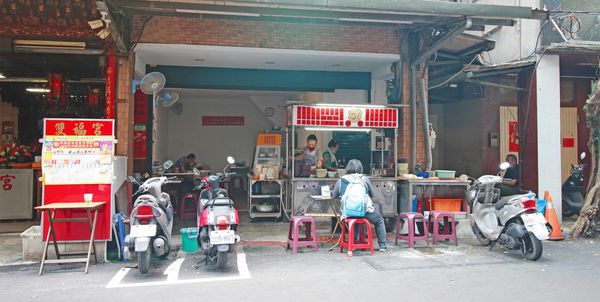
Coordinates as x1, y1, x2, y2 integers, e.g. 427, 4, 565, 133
180, 227, 198, 253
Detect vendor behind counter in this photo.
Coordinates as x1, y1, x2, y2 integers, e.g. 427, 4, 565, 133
293, 134, 323, 176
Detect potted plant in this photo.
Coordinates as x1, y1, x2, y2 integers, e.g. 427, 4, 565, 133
14, 144, 33, 163
0, 142, 17, 167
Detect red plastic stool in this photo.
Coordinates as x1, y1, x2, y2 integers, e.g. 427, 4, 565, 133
340, 218, 374, 256
395, 212, 429, 248
429, 211, 458, 245
179, 193, 198, 222
287, 216, 318, 254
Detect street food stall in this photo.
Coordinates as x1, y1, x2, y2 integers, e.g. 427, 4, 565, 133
287, 104, 399, 218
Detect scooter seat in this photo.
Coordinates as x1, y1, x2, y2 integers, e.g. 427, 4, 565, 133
494, 194, 528, 210
494, 196, 512, 210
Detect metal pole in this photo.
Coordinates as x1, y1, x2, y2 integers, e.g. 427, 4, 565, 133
420, 77, 432, 172
410, 65, 417, 172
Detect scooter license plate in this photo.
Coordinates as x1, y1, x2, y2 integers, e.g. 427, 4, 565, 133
130, 224, 157, 238
522, 213, 549, 240
209, 230, 235, 245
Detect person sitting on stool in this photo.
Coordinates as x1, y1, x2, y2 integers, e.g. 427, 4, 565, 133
331, 159, 388, 252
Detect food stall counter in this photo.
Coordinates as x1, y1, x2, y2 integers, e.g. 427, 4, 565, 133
291, 176, 397, 217
397, 178, 470, 218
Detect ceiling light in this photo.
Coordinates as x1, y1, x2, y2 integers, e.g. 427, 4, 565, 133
175, 9, 260, 17
0, 73, 5, 79
304, 127, 371, 132
194, 58, 205, 62
449, 83, 458, 88
14, 39, 85, 48
88, 19, 104, 29
577, 62, 599, 67
26, 88, 50, 93
338, 18, 413, 25
331, 64, 342, 67
264, 61, 276, 64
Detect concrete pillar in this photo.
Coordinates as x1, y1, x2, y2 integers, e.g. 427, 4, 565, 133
116, 53, 136, 175
536, 54, 562, 222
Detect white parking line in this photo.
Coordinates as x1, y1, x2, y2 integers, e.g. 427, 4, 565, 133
163, 258, 184, 282
106, 248, 251, 288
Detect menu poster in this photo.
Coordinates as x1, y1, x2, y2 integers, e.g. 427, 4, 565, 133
41, 119, 115, 241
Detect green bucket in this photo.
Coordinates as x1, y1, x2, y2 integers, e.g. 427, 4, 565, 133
180, 227, 199, 253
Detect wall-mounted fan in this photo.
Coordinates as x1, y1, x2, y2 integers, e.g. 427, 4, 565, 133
140, 72, 166, 106
157, 91, 179, 107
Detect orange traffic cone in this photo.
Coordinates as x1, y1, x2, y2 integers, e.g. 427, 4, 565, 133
545, 194, 564, 241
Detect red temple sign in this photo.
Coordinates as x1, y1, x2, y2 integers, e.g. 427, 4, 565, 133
293, 105, 398, 128
44, 119, 114, 136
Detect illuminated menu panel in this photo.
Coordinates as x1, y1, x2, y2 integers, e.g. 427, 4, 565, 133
293, 105, 398, 128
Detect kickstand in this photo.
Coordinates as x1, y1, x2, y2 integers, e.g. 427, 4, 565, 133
489, 242, 496, 251
193, 256, 209, 269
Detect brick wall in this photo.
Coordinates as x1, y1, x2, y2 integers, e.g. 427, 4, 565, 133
134, 16, 401, 54
115, 53, 135, 174
397, 62, 427, 169
132, 15, 428, 169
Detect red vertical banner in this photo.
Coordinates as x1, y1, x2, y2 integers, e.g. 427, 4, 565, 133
133, 86, 147, 159
105, 52, 117, 119
509, 121, 519, 153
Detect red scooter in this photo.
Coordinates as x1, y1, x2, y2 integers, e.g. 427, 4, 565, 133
194, 156, 240, 269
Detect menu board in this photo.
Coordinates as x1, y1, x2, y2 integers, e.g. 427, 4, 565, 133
41, 119, 115, 241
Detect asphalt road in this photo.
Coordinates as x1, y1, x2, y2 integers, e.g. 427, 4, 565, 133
1, 238, 600, 302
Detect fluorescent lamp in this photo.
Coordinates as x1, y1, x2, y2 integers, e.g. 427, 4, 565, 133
175, 9, 260, 17
0, 73, 5, 79
313, 103, 387, 108
304, 127, 371, 132
14, 39, 85, 48
339, 18, 413, 25
26, 88, 50, 93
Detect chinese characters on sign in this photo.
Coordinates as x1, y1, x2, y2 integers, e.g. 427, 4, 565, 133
0, 174, 15, 191
42, 119, 115, 185
293, 105, 398, 128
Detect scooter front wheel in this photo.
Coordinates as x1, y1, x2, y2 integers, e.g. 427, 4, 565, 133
470, 220, 491, 246
521, 231, 543, 261
137, 250, 151, 274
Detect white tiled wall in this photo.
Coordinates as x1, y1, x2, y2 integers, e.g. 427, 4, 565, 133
0, 101, 19, 142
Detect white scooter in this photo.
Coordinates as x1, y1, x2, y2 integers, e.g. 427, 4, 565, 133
124, 161, 176, 273
466, 163, 551, 261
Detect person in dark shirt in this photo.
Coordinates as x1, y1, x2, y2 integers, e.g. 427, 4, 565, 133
172, 153, 197, 193
496, 154, 520, 196
173, 153, 197, 173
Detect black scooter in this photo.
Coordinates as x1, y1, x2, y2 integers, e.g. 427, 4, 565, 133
562, 152, 586, 217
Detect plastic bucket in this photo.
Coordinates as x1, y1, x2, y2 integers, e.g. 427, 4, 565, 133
180, 227, 199, 253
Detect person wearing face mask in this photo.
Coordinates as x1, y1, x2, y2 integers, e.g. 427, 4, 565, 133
291, 134, 322, 173
323, 139, 339, 171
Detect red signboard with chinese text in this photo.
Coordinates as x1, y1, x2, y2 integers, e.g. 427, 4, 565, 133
293, 105, 398, 128
41, 119, 114, 241
133, 87, 148, 159
509, 121, 519, 153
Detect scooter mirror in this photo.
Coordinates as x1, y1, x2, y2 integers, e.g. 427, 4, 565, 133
458, 174, 469, 182
193, 167, 200, 176
499, 162, 510, 170
580, 152, 586, 160
227, 156, 235, 164
126, 176, 137, 183
163, 160, 174, 170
